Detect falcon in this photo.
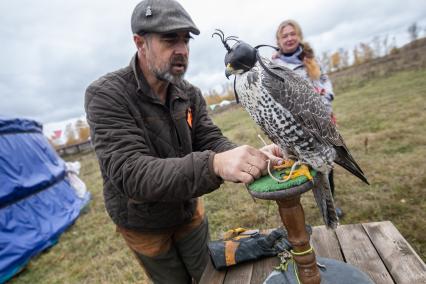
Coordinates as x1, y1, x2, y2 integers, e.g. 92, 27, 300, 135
213, 30, 369, 229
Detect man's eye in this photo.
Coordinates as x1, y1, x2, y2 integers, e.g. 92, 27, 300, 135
161, 35, 192, 45
163, 38, 191, 45
163, 38, 178, 44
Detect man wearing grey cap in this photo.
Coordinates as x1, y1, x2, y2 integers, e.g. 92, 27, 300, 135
85, 0, 282, 283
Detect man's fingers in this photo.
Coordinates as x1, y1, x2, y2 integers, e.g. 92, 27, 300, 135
251, 147, 269, 160
240, 172, 254, 184
247, 156, 267, 173
213, 145, 274, 183
260, 144, 284, 158
260, 144, 285, 168
268, 156, 284, 167
246, 164, 262, 179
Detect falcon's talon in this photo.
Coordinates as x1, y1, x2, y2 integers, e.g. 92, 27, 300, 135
283, 164, 313, 181
273, 159, 295, 170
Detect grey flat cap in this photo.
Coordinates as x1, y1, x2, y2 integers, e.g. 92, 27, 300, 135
131, 0, 200, 35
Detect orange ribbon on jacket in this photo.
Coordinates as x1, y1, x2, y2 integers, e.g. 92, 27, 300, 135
186, 108, 193, 128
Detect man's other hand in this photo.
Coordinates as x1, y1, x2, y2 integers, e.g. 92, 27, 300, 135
213, 145, 271, 184
259, 144, 284, 167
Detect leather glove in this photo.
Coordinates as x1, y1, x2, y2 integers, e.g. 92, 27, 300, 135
208, 227, 291, 270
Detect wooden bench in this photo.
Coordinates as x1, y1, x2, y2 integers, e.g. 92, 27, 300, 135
200, 221, 426, 284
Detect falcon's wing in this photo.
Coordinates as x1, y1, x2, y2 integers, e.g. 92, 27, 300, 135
259, 58, 344, 147
257, 57, 370, 185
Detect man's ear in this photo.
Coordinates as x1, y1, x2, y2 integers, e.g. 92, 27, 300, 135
133, 34, 147, 54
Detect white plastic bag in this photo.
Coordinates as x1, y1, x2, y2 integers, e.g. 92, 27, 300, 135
65, 161, 87, 199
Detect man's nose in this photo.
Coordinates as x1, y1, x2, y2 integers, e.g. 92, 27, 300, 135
174, 41, 189, 55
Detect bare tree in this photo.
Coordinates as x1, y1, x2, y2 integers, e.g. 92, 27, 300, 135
372, 36, 381, 57
408, 22, 418, 42
64, 123, 78, 146
353, 46, 362, 65
75, 119, 90, 143
360, 42, 374, 62
330, 51, 341, 71
382, 35, 389, 56
391, 36, 397, 49
320, 51, 331, 73
389, 36, 399, 55
338, 48, 349, 68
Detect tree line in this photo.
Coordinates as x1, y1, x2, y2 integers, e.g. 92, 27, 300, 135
320, 22, 423, 72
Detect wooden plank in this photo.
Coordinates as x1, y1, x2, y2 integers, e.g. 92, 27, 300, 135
249, 256, 280, 284
199, 258, 226, 284
310, 225, 344, 261
223, 262, 253, 284
336, 223, 395, 284
363, 221, 426, 284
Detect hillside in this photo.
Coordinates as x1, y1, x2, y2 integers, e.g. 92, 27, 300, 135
9, 57, 426, 283
329, 37, 426, 92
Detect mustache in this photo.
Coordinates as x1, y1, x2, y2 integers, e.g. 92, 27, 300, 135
171, 55, 188, 65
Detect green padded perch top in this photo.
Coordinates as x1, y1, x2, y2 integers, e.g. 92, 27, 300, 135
249, 166, 317, 193
247, 166, 317, 200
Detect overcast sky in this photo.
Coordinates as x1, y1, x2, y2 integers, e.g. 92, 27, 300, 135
1, 0, 425, 126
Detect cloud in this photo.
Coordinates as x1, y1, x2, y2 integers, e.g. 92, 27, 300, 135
1, 0, 425, 124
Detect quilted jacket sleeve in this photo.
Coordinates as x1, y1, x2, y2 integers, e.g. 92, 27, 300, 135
85, 81, 228, 203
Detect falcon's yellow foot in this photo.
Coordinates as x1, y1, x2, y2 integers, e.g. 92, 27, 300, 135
283, 164, 313, 181
273, 159, 295, 170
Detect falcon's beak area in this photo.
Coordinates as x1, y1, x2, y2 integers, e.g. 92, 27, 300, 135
225, 63, 234, 79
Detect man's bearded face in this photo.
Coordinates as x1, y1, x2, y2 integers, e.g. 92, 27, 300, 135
147, 53, 188, 85
145, 32, 191, 85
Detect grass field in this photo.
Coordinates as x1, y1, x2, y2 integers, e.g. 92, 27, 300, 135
10, 68, 426, 283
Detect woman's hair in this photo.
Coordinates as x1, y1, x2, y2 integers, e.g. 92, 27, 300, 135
275, 20, 321, 80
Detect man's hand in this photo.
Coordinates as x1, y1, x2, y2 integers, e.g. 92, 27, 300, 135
259, 144, 284, 166
213, 145, 269, 184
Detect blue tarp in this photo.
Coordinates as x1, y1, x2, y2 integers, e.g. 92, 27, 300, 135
0, 117, 90, 283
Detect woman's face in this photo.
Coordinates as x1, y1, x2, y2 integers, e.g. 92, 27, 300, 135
277, 25, 300, 54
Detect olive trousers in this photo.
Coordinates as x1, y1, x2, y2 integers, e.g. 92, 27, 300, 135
117, 199, 209, 284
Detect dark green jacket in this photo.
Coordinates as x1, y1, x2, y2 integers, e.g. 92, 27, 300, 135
85, 54, 235, 231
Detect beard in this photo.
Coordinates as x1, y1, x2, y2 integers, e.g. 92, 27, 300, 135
148, 54, 188, 86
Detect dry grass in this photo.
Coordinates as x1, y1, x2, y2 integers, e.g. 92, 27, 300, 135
9, 68, 426, 283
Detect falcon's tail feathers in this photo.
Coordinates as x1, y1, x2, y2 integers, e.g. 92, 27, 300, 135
312, 173, 338, 229
334, 146, 370, 185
